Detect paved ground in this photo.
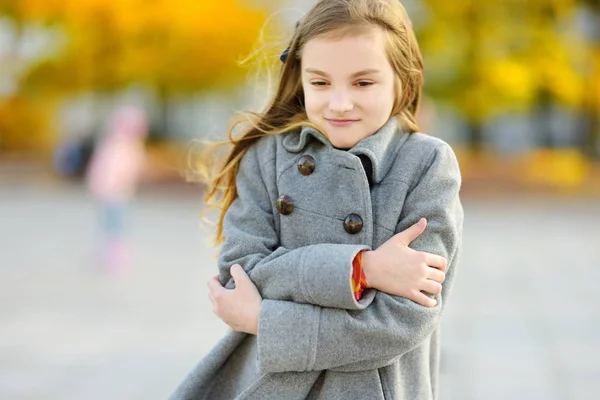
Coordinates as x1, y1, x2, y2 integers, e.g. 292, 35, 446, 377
0, 180, 598, 400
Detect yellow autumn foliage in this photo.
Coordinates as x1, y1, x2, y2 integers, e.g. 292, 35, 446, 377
487, 60, 537, 106
0, 0, 270, 153
16, 0, 269, 92
520, 148, 590, 190
0, 95, 56, 153
419, 0, 591, 119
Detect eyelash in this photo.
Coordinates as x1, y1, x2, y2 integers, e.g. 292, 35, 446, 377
310, 81, 374, 87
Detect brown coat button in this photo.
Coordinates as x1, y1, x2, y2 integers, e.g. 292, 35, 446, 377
297, 155, 316, 176
344, 214, 363, 234
276, 195, 294, 215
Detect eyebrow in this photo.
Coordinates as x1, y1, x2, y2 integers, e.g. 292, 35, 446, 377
304, 68, 381, 78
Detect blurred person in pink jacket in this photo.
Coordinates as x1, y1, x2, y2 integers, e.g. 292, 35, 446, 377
86, 105, 149, 271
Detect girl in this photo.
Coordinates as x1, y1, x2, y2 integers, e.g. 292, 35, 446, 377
172, 0, 463, 399
86, 105, 148, 270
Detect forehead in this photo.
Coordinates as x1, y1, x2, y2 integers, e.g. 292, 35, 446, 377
301, 27, 391, 75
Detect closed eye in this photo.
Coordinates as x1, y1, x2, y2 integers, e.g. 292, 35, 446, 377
309, 80, 374, 87
355, 81, 374, 87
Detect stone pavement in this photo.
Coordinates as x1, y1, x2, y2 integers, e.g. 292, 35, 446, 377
0, 181, 598, 400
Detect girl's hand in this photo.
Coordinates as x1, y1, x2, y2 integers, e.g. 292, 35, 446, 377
207, 264, 262, 334
362, 218, 447, 307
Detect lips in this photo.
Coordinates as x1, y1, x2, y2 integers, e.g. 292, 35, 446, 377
326, 118, 360, 127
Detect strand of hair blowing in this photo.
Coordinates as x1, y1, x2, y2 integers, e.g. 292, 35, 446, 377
194, 0, 424, 245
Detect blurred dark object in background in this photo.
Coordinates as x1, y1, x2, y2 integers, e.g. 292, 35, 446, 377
52, 133, 96, 179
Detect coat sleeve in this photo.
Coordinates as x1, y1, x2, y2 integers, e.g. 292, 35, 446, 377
218, 143, 371, 310
256, 142, 464, 373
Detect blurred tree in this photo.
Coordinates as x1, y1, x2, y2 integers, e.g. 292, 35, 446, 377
417, 0, 588, 153
0, 1, 60, 153
581, 0, 600, 159
18, 0, 268, 90
0, 0, 269, 148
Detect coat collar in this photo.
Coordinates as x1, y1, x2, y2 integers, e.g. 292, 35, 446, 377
281, 118, 409, 184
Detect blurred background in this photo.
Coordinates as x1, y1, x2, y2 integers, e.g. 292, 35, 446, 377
0, 0, 598, 399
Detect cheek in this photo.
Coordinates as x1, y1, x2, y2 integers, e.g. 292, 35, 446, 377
362, 89, 394, 114
303, 90, 324, 116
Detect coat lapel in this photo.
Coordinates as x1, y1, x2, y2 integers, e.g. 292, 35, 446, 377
281, 117, 410, 184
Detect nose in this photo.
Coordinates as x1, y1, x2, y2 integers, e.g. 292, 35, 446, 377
328, 89, 354, 114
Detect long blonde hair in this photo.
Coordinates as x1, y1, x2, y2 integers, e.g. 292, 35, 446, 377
199, 0, 424, 244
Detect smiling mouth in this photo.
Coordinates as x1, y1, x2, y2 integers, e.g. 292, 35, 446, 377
326, 118, 360, 126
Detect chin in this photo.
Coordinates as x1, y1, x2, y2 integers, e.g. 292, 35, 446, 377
329, 138, 357, 150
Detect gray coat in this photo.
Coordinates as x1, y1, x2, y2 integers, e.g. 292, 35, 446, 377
170, 118, 464, 400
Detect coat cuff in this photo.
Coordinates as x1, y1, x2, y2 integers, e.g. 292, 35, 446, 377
299, 244, 372, 310
257, 299, 319, 373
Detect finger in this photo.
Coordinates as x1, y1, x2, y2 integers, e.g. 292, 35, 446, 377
421, 280, 443, 296
209, 296, 218, 314
413, 291, 437, 308
424, 253, 448, 272
395, 218, 427, 246
426, 267, 446, 284
230, 264, 250, 285
207, 275, 224, 294
207, 292, 217, 313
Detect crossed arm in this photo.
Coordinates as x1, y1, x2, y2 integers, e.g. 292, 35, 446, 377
208, 142, 463, 373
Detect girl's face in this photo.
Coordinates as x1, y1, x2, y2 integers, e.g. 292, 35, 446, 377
301, 27, 396, 149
